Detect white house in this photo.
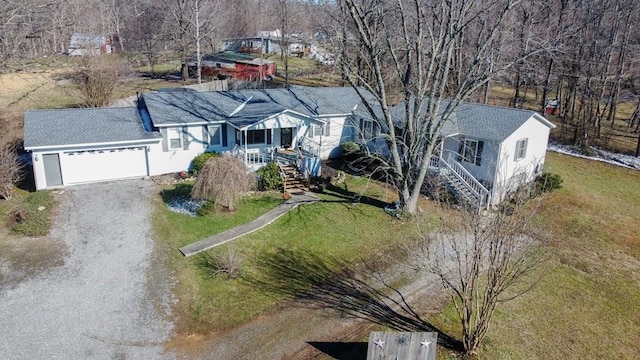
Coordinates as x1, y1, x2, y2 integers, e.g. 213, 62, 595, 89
23, 86, 555, 210
383, 100, 556, 208
24, 86, 371, 190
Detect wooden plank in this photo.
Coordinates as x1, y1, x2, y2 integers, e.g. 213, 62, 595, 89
367, 331, 437, 360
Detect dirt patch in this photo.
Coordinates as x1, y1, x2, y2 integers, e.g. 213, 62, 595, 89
0, 236, 67, 290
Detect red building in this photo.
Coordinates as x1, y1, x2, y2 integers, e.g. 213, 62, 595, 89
190, 52, 276, 81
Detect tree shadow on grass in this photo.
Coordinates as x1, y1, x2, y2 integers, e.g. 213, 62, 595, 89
159, 182, 193, 203
316, 183, 391, 210
246, 247, 463, 352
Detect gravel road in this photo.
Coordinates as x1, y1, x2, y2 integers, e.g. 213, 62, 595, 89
0, 179, 175, 359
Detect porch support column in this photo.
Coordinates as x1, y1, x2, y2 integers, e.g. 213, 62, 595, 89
243, 129, 248, 165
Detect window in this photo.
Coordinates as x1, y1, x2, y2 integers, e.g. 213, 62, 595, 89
208, 125, 222, 146
458, 138, 484, 166
462, 139, 478, 163
309, 122, 330, 137
168, 128, 182, 149
515, 138, 528, 161
246, 129, 266, 144
362, 119, 374, 139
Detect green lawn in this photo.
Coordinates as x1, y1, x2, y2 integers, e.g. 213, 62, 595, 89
432, 152, 640, 359
154, 176, 408, 333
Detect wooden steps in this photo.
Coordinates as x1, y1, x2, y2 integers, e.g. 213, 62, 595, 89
279, 163, 309, 192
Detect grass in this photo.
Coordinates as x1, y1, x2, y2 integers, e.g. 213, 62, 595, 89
0, 188, 54, 237
430, 152, 640, 359
154, 175, 408, 334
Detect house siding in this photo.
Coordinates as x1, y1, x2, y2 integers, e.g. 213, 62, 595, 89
492, 115, 551, 203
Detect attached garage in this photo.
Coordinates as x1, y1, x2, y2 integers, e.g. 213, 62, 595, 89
60, 147, 148, 185
24, 107, 161, 190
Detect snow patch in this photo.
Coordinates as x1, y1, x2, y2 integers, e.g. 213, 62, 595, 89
548, 142, 640, 170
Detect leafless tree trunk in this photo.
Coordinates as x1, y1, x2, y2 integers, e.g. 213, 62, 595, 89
334, 0, 551, 214
0, 142, 22, 200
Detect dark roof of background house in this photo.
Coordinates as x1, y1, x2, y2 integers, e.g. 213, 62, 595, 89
391, 100, 551, 142
24, 107, 160, 149
141, 85, 378, 129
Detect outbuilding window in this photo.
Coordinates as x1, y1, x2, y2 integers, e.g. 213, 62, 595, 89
515, 138, 528, 161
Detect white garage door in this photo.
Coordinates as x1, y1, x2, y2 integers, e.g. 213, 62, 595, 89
61, 147, 148, 185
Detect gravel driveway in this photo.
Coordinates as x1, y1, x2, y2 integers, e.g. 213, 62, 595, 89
0, 179, 175, 359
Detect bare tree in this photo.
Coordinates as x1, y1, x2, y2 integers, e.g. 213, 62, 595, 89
74, 55, 131, 107
334, 0, 551, 214
410, 194, 547, 355
0, 142, 22, 200
191, 154, 253, 210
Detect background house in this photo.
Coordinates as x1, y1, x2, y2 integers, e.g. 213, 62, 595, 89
188, 52, 276, 81
67, 33, 116, 56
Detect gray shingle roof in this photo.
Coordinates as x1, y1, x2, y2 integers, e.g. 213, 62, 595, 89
391, 100, 551, 142
141, 85, 377, 128
24, 107, 161, 149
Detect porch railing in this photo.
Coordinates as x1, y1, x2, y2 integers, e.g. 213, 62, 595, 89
439, 156, 491, 209
232, 145, 275, 169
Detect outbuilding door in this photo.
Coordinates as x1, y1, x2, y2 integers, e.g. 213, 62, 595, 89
61, 147, 148, 185
42, 154, 63, 187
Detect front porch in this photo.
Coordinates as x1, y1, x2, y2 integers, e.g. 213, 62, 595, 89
228, 132, 322, 177
427, 148, 493, 210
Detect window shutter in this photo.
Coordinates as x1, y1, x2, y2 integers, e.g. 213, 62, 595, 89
161, 128, 168, 152
457, 139, 464, 162
202, 126, 208, 149
476, 141, 484, 166
182, 126, 189, 150
267, 129, 272, 144
222, 124, 228, 147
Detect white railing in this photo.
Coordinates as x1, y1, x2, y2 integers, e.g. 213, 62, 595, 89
298, 136, 321, 158
232, 146, 276, 169
441, 158, 490, 209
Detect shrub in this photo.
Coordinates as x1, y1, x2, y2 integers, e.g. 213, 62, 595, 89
256, 162, 282, 191
196, 247, 244, 280
191, 154, 252, 210
190, 152, 220, 175
535, 172, 563, 194
340, 141, 361, 161
0, 142, 23, 200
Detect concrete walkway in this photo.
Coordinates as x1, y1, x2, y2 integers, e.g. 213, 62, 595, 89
179, 192, 320, 257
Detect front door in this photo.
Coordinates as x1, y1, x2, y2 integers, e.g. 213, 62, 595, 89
42, 153, 63, 187
281, 127, 293, 148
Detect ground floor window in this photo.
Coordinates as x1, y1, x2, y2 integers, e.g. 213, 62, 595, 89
168, 128, 182, 149
458, 138, 484, 166
239, 129, 272, 145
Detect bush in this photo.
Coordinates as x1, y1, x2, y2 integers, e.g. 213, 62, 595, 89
191, 154, 252, 210
340, 141, 361, 161
256, 162, 282, 191
190, 152, 220, 175
196, 247, 244, 280
535, 172, 563, 194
